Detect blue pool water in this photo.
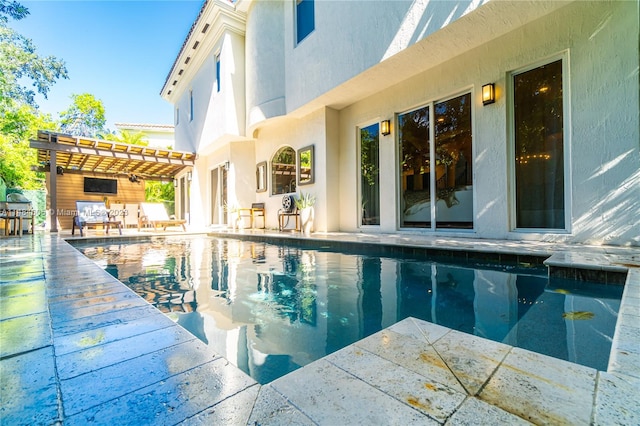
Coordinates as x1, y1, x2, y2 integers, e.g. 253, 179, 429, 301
75, 235, 623, 384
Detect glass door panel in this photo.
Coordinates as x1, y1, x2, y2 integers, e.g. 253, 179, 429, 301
434, 93, 473, 229
360, 123, 380, 226
399, 106, 431, 228
513, 59, 564, 229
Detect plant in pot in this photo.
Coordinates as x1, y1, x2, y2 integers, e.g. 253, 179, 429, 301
295, 191, 316, 236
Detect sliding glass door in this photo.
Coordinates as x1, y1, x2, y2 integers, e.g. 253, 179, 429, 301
398, 93, 473, 229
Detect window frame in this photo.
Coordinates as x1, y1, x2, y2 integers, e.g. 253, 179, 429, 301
507, 52, 571, 233
189, 90, 194, 122
270, 146, 297, 196
295, 0, 315, 45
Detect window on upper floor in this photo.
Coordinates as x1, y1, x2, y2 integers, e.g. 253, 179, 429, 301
215, 54, 221, 92
296, 0, 314, 44
189, 90, 194, 121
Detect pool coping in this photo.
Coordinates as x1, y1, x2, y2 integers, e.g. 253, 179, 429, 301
2, 231, 639, 424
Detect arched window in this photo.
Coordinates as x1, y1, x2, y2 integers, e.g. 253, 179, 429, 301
271, 146, 296, 195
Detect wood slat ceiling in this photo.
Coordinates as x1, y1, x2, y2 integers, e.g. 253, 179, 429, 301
30, 130, 196, 181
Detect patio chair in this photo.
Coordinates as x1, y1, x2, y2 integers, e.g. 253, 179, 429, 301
139, 203, 186, 231
72, 201, 122, 237
238, 203, 266, 229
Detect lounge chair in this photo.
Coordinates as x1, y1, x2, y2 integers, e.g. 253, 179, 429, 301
123, 203, 139, 228
72, 201, 122, 237
139, 202, 186, 231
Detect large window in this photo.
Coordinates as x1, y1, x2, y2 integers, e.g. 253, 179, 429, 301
360, 123, 380, 226
271, 146, 296, 195
215, 54, 221, 92
513, 59, 565, 229
296, 0, 314, 44
399, 93, 473, 229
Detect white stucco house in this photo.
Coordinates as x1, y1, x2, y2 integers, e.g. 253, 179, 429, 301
162, 0, 639, 246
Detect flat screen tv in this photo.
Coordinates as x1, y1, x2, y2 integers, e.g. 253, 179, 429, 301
84, 177, 117, 194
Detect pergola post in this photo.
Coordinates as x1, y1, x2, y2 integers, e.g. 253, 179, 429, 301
49, 149, 58, 233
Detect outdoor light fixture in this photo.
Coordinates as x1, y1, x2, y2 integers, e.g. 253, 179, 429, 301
173, 179, 178, 188
129, 174, 139, 183
224, 161, 230, 171
187, 171, 192, 181
381, 120, 391, 136
56, 166, 64, 175
482, 83, 495, 105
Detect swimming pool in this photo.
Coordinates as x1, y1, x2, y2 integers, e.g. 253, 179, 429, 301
74, 235, 623, 384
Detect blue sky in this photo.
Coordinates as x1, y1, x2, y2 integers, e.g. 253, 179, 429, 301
11, 0, 203, 131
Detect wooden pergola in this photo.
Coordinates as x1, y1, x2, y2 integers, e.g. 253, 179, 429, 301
30, 130, 196, 232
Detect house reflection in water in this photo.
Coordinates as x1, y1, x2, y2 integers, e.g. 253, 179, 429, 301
80, 236, 621, 383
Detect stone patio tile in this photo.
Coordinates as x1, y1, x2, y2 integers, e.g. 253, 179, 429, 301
0, 289, 47, 320
388, 317, 450, 344
181, 384, 261, 425
54, 311, 177, 356
444, 396, 533, 425
48, 282, 132, 302
432, 329, 511, 395
57, 323, 197, 379
354, 328, 466, 393
48, 292, 148, 324
0, 346, 60, 425
271, 359, 431, 425
327, 345, 465, 423
593, 372, 640, 425
0, 278, 46, 298
49, 289, 140, 315
0, 312, 51, 358
0, 268, 44, 282
65, 357, 256, 425
479, 347, 597, 425
60, 338, 219, 416
245, 385, 315, 426
608, 322, 640, 379
52, 304, 161, 336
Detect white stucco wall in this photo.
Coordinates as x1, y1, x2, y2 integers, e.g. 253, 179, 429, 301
173, 31, 246, 153
337, 0, 639, 245
245, 0, 286, 129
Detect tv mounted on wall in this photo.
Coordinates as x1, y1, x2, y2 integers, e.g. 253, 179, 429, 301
84, 177, 118, 194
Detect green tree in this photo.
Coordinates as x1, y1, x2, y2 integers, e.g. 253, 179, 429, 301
0, 0, 67, 189
101, 129, 149, 146
59, 93, 106, 137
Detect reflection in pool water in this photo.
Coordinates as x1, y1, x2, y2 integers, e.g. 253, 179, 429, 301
78, 236, 622, 384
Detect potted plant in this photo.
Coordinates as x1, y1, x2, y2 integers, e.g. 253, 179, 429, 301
224, 201, 240, 229
295, 191, 316, 236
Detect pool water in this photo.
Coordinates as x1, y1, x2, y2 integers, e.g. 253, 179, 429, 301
75, 235, 623, 384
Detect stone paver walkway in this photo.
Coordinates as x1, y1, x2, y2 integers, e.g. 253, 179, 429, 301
1, 231, 638, 425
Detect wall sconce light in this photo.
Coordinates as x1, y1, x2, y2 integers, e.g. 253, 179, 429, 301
224, 161, 230, 171
128, 174, 139, 183
187, 171, 192, 181
381, 120, 391, 136
173, 179, 178, 188
56, 166, 64, 175
482, 83, 495, 105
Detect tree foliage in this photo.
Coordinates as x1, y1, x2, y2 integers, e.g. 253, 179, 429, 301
0, 0, 67, 189
59, 93, 106, 137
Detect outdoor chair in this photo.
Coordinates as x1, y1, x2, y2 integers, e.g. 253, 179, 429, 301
123, 203, 139, 228
72, 201, 122, 237
238, 203, 266, 229
139, 202, 186, 231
